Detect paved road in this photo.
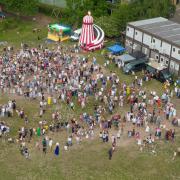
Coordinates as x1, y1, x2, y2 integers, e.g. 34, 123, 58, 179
170, 5, 180, 23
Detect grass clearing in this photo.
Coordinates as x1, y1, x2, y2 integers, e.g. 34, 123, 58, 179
0, 69, 179, 180
0, 15, 180, 180
0, 15, 53, 48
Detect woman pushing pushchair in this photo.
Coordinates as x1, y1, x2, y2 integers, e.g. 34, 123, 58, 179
20, 143, 30, 159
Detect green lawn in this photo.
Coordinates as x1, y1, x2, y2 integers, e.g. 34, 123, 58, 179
0, 66, 179, 180
0, 17, 49, 49
0, 129, 179, 180
0, 16, 180, 180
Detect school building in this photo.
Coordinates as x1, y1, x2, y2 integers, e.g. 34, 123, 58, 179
125, 17, 180, 75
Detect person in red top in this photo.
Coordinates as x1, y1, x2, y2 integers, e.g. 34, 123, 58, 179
157, 98, 161, 108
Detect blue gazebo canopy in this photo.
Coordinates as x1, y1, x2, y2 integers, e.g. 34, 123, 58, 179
107, 44, 125, 54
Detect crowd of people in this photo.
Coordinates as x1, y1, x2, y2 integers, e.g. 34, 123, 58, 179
0, 44, 179, 160
0, 100, 16, 117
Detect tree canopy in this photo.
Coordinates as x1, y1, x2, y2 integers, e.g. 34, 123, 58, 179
0, 0, 175, 38
64, 0, 175, 37
64, 0, 109, 27
95, 0, 175, 37
0, 0, 38, 15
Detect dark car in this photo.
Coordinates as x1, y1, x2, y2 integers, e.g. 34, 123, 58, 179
146, 64, 173, 83
123, 59, 147, 74
0, 12, 5, 18
146, 64, 173, 84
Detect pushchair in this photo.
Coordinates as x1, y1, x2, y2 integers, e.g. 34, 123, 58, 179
20, 146, 30, 159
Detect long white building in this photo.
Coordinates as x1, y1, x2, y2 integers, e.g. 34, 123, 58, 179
125, 17, 180, 76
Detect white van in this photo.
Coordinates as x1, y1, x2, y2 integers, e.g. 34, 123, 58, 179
70, 28, 82, 41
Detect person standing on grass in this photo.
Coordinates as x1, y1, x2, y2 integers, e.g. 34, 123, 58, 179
54, 143, 60, 156
49, 138, 53, 152
37, 127, 41, 137
29, 128, 33, 142
42, 138, 47, 154
24, 115, 28, 124
108, 147, 113, 160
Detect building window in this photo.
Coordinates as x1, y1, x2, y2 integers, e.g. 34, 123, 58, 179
166, 60, 169, 65
127, 27, 129, 31
135, 31, 138, 35
173, 48, 176, 52
156, 55, 159, 61
161, 58, 164, 62
175, 63, 179, 71
153, 39, 155, 43
178, 50, 180, 54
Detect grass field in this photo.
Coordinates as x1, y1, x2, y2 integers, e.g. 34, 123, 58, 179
0, 92, 179, 180
0, 15, 54, 48
0, 15, 180, 180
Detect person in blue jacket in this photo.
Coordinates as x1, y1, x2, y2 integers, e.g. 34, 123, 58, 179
54, 142, 60, 156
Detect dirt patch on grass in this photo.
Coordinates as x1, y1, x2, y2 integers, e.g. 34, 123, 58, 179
33, 13, 55, 27
170, 5, 180, 23
5, 12, 55, 27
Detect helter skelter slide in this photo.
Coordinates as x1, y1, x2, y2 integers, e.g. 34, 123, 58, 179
79, 11, 105, 51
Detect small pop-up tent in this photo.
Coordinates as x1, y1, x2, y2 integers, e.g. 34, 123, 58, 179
107, 44, 125, 54
115, 54, 136, 64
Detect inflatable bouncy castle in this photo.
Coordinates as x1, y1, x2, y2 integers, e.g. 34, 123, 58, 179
79, 11, 104, 51
47, 24, 71, 42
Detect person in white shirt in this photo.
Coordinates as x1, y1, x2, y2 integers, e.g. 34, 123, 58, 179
145, 125, 150, 133
49, 138, 53, 152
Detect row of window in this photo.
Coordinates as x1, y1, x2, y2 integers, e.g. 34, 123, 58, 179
155, 55, 169, 65
151, 39, 180, 54
127, 28, 180, 55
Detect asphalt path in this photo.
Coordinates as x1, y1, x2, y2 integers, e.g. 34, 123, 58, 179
170, 5, 180, 23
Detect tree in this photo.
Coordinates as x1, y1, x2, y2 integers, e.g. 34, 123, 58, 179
105, 0, 176, 37
65, 0, 175, 37
95, 16, 119, 38
65, 0, 109, 27
1, 0, 38, 15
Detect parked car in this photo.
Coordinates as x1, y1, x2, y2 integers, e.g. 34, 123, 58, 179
0, 12, 5, 19
146, 62, 173, 83
123, 59, 148, 74
70, 28, 82, 41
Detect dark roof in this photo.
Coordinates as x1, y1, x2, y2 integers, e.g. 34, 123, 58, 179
130, 51, 146, 59
128, 17, 180, 48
